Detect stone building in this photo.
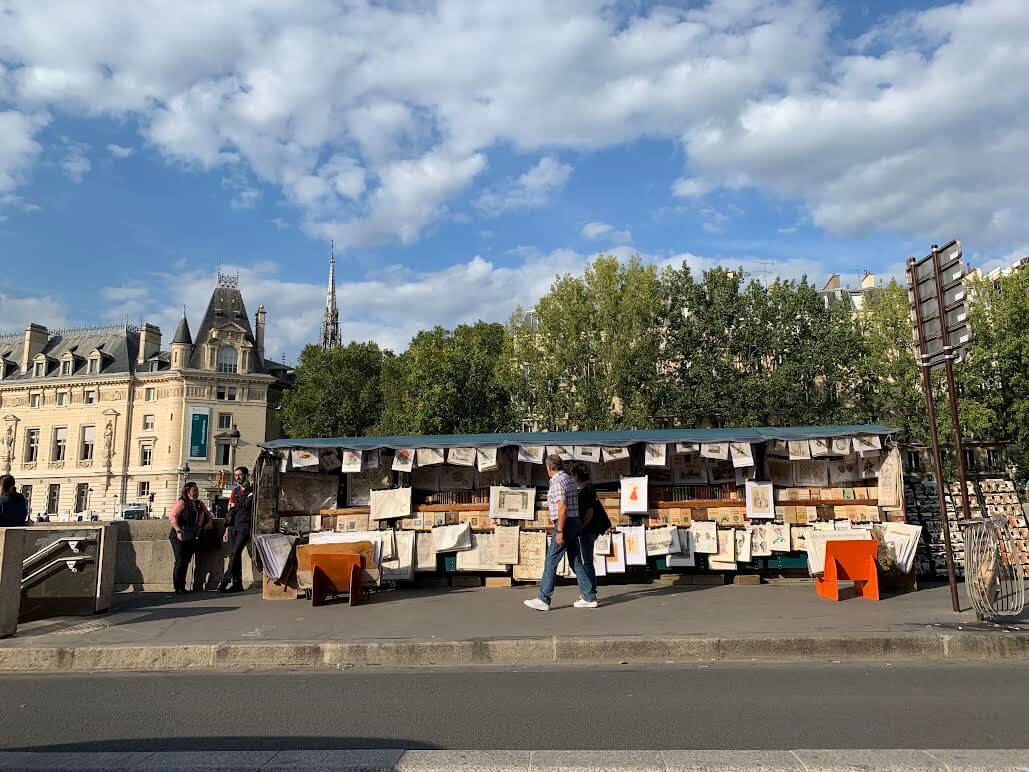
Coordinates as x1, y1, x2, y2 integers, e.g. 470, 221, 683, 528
0, 274, 291, 519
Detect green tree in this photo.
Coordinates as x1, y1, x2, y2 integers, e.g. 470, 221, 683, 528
280, 342, 389, 438
375, 321, 513, 435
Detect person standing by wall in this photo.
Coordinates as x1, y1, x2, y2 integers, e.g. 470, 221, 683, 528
570, 462, 610, 608
0, 475, 29, 527
219, 466, 253, 593
524, 455, 596, 611
168, 481, 214, 594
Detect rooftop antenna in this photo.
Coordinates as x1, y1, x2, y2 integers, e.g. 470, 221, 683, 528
754, 260, 774, 287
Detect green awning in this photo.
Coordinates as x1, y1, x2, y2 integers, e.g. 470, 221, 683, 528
260, 424, 896, 452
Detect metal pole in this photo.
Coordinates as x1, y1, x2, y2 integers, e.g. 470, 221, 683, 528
929, 244, 975, 524
908, 257, 961, 612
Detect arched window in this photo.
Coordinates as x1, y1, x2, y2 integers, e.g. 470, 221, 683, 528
216, 346, 238, 374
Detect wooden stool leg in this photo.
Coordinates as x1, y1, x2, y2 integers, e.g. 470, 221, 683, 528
816, 557, 840, 601
349, 564, 362, 607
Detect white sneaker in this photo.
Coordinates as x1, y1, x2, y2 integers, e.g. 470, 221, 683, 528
574, 598, 598, 609
523, 598, 550, 611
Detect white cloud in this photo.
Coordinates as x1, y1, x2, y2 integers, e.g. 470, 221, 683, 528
57, 137, 91, 183
474, 156, 572, 218
107, 143, 134, 158
580, 221, 631, 243
672, 177, 713, 198
0, 110, 48, 194
0, 291, 69, 332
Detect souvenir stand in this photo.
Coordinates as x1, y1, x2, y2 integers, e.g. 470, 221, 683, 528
254, 425, 914, 594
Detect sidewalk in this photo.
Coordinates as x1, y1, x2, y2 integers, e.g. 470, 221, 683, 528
1, 581, 1026, 672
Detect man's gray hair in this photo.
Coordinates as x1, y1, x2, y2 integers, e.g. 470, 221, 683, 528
545, 453, 565, 472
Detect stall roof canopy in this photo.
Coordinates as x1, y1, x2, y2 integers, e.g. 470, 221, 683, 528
261, 424, 896, 452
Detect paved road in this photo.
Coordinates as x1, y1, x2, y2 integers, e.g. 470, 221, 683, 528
1, 662, 1027, 753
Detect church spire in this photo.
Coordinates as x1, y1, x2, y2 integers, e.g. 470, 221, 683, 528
320, 242, 341, 350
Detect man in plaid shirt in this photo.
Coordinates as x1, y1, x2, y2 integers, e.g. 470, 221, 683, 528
524, 454, 598, 610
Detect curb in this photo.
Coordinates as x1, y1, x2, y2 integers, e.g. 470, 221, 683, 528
0, 633, 1027, 673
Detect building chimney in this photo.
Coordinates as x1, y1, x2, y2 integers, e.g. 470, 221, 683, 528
255, 305, 266, 365
21, 323, 48, 372
137, 323, 162, 365
821, 274, 841, 292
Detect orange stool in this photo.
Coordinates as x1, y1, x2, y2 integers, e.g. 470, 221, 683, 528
815, 540, 879, 601
310, 553, 364, 607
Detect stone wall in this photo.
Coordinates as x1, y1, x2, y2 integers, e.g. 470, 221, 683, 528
112, 519, 255, 592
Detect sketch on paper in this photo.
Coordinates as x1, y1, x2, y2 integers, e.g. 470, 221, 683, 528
692, 520, 718, 553
392, 448, 415, 472
745, 481, 775, 520
601, 446, 630, 461
729, 442, 754, 469
446, 447, 476, 467
795, 459, 829, 487
381, 530, 416, 581
620, 476, 649, 513
493, 525, 520, 564
593, 533, 611, 555
735, 528, 752, 563
831, 436, 852, 455
666, 527, 696, 567
675, 442, 700, 454
853, 434, 882, 453
416, 447, 445, 467
369, 487, 413, 521
674, 455, 708, 484
518, 445, 545, 464
645, 525, 681, 556
512, 531, 546, 580
291, 448, 319, 468
476, 447, 499, 471
320, 451, 342, 471
709, 529, 736, 569
620, 526, 648, 565
701, 442, 729, 460
809, 438, 831, 457
456, 533, 508, 571
790, 525, 810, 552
415, 531, 437, 572
547, 445, 573, 460
606, 532, 627, 573
489, 486, 536, 520
644, 443, 667, 467
339, 449, 362, 473
829, 458, 860, 484
439, 466, 474, 490
573, 446, 599, 462
788, 440, 812, 460
750, 525, 772, 556
432, 522, 473, 553
770, 523, 791, 552
860, 454, 881, 479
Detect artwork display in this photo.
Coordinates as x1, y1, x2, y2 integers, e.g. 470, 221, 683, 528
381, 529, 416, 581
593, 551, 608, 577
439, 465, 474, 491
369, 487, 413, 521
795, 459, 829, 487
743, 480, 773, 520
447, 447, 476, 467
790, 525, 811, 552
877, 448, 903, 508
666, 528, 696, 567
645, 525, 681, 556
853, 434, 882, 453
291, 448, 319, 468
735, 528, 752, 563
768, 439, 789, 457
620, 476, 649, 513
432, 522, 473, 553
547, 445, 573, 460
831, 436, 852, 455
363, 450, 379, 470
770, 523, 791, 552
476, 447, 499, 471
392, 448, 415, 472
806, 529, 873, 574
644, 443, 668, 466
701, 442, 729, 460
414, 531, 437, 571
489, 486, 536, 520
709, 460, 736, 485
513, 530, 546, 580
338, 449, 362, 473
416, 447, 445, 467
411, 465, 441, 491
750, 525, 772, 557
596, 456, 632, 483
809, 438, 832, 457
859, 454, 881, 480
709, 529, 736, 569
618, 526, 648, 565
648, 467, 674, 485
729, 442, 754, 468
518, 445, 545, 464
573, 446, 600, 462
675, 442, 700, 454
735, 465, 757, 487
829, 458, 861, 484
606, 531, 627, 573
593, 533, 611, 555
320, 450, 342, 471
493, 525, 520, 564
673, 455, 708, 484
692, 521, 718, 553
788, 440, 812, 460
456, 533, 508, 572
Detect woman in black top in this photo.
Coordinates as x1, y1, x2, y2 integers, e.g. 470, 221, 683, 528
570, 463, 611, 606
0, 475, 29, 527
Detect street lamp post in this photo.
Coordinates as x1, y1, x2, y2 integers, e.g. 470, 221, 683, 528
228, 425, 241, 471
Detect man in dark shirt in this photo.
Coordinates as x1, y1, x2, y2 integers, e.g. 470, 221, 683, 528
218, 466, 253, 592
0, 475, 28, 527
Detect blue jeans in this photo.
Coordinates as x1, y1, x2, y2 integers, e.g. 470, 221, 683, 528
579, 531, 598, 598
538, 517, 596, 604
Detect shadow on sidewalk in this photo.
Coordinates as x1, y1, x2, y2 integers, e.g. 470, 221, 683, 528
5, 735, 439, 753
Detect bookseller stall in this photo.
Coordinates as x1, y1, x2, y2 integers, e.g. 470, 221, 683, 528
250, 425, 930, 595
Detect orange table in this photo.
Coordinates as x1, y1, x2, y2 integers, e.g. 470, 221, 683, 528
310, 553, 364, 607
815, 539, 879, 601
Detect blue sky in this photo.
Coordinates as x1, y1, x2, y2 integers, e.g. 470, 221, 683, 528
1, 0, 1027, 359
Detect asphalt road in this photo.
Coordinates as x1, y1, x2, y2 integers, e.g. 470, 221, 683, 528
2, 662, 1028, 753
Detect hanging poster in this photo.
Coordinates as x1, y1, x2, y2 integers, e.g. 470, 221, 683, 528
735, 528, 752, 563
447, 447, 476, 467
831, 436, 853, 455
770, 523, 791, 552
750, 524, 772, 557
692, 520, 718, 553
415, 531, 437, 572
768, 439, 789, 457
493, 525, 520, 564
735, 465, 757, 487
788, 440, 812, 460
512, 531, 546, 581
620, 476, 649, 514
809, 438, 832, 458
340, 449, 363, 473
320, 450, 342, 472
392, 448, 415, 473
859, 453, 882, 480
620, 526, 648, 565
369, 487, 413, 521
605, 531, 627, 573
601, 446, 630, 461
877, 448, 903, 508
729, 442, 754, 469
432, 522, 473, 553
829, 458, 861, 484
675, 442, 700, 454
745, 481, 775, 520
593, 533, 611, 555
416, 447, 445, 467
673, 454, 708, 484
767, 458, 794, 486
476, 447, 499, 472
518, 445, 545, 464
644, 443, 668, 467
709, 528, 736, 569
363, 449, 379, 470
381, 530, 416, 581
489, 486, 536, 520
701, 442, 729, 460
593, 550, 608, 577
456, 533, 508, 572
666, 528, 696, 567
546, 445, 573, 461
795, 459, 829, 487
645, 525, 681, 556
790, 525, 811, 552
439, 466, 474, 491
573, 446, 600, 462
853, 434, 882, 453
291, 448, 320, 468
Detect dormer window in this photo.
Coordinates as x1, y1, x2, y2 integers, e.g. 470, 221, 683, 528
217, 346, 238, 374
61, 360, 72, 376
88, 357, 100, 374
33, 360, 46, 378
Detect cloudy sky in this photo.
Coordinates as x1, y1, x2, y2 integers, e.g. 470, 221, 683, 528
1, 0, 1027, 360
